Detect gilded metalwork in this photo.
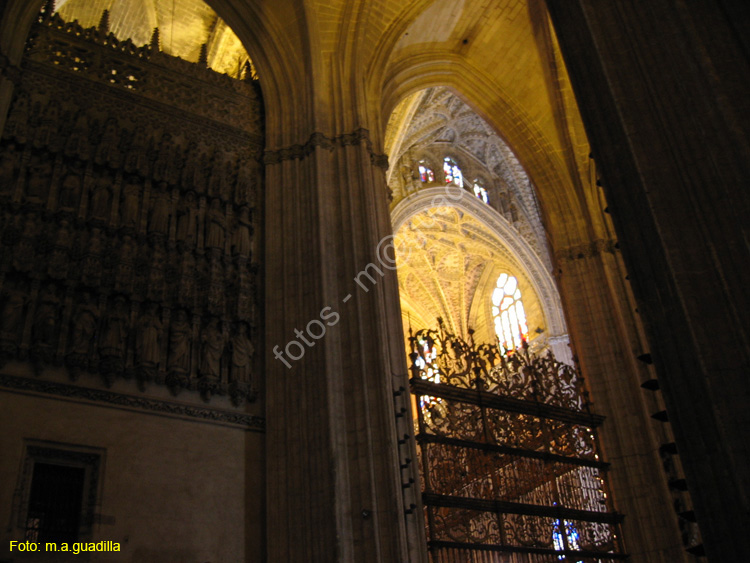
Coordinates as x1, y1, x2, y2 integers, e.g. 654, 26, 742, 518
409, 321, 626, 561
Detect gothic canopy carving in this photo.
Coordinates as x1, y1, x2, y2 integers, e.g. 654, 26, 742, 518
55, 0, 254, 78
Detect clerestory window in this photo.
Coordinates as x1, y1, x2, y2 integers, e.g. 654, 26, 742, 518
443, 157, 463, 188
492, 273, 529, 351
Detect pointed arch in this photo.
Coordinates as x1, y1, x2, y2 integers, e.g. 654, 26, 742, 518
391, 186, 568, 341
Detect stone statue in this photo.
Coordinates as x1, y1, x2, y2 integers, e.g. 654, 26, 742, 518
65, 111, 91, 159
26, 156, 52, 201
167, 309, 191, 373
176, 191, 198, 246
230, 323, 254, 383
68, 293, 98, 357
13, 212, 38, 272
3, 92, 30, 143
33, 284, 60, 348
232, 206, 252, 257
234, 157, 255, 206
148, 239, 166, 297
148, 182, 171, 235
96, 117, 120, 166
90, 173, 112, 221
181, 142, 199, 191
0, 147, 18, 196
205, 198, 225, 250
152, 133, 172, 182
0, 291, 26, 344
58, 173, 82, 210
178, 251, 196, 305
34, 100, 60, 149
193, 151, 209, 194
82, 227, 104, 283
207, 153, 221, 198
200, 317, 225, 379
135, 303, 163, 368
99, 296, 129, 359
221, 160, 235, 201
115, 235, 135, 291
47, 220, 72, 279
124, 126, 149, 174
120, 176, 141, 229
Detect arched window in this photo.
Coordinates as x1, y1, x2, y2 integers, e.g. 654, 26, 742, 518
418, 161, 434, 183
492, 273, 529, 351
443, 157, 463, 188
473, 179, 489, 204
414, 338, 440, 408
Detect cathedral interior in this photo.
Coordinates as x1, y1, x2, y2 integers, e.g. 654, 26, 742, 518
0, 0, 747, 562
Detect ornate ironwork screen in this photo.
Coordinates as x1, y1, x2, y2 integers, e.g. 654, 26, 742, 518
408, 320, 627, 562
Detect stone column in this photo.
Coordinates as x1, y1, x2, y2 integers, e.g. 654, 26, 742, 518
556, 243, 688, 562
264, 129, 426, 562
546, 2, 750, 558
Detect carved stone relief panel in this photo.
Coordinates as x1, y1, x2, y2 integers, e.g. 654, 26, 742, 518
0, 10, 264, 406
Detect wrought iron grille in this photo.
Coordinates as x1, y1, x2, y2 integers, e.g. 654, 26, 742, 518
408, 320, 627, 562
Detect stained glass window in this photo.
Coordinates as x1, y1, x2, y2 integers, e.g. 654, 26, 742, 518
414, 338, 440, 408
418, 162, 434, 183
553, 518, 582, 562
443, 157, 463, 188
473, 180, 489, 204
492, 273, 529, 351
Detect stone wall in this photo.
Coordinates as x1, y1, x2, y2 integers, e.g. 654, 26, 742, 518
0, 7, 265, 561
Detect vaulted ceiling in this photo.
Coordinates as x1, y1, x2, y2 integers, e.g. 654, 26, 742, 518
386, 87, 557, 346
394, 206, 545, 344
386, 87, 548, 260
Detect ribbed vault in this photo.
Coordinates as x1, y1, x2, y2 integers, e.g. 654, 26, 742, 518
392, 188, 568, 357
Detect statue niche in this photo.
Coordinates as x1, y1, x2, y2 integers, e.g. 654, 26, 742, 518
34, 100, 61, 150
95, 117, 122, 168
25, 155, 52, 202
89, 171, 113, 223
229, 321, 256, 405
98, 295, 130, 384
58, 170, 83, 211
232, 205, 252, 257
0, 288, 27, 361
120, 176, 141, 230
166, 309, 191, 394
199, 317, 226, 401
176, 191, 198, 248
205, 198, 225, 251
135, 302, 163, 387
31, 283, 61, 367
0, 146, 19, 197
65, 111, 92, 160
13, 212, 39, 273
66, 292, 99, 376
3, 92, 30, 144
147, 181, 171, 236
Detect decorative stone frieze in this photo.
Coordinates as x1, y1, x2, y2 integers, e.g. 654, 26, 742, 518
554, 238, 618, 264
264, 128, 389, 170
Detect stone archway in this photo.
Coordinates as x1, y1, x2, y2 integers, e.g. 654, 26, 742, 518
391, 187, 571, 363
